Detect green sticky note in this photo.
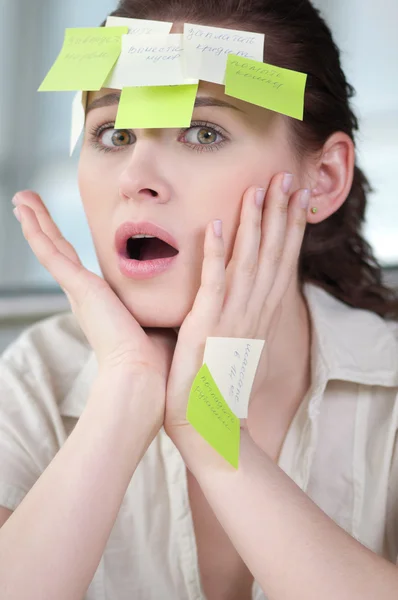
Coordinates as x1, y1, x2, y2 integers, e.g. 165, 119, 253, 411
187, 363, 240, 469
225, 54, 308, 120
115, 84, 199, 129
38, 27, 128, 92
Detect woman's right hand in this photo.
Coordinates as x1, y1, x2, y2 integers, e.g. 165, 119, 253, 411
12, 191, 176, 384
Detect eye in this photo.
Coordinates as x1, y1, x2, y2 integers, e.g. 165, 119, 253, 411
100, 128, 135, 148
88, 123, 136, 153
180, 122, 227, 150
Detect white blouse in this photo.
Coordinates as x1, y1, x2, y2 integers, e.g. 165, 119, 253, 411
0, 283, 397, 600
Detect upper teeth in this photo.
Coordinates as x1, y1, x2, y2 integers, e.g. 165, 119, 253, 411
130, 235, 156, 239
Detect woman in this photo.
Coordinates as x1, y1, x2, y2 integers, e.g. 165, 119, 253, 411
0, 0, 398, 598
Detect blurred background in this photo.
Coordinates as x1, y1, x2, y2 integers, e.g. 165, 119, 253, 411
0, 0, 397, 351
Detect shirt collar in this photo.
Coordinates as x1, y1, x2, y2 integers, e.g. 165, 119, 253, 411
303, 282, 398, 388
60, 284, 398, 419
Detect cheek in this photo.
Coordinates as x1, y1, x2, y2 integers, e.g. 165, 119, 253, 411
187, 161, 275, 261
78, 153, 115, 219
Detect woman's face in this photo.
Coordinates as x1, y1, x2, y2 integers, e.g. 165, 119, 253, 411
78, 80, 305, 328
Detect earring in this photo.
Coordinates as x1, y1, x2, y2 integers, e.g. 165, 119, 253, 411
311, 207, 318, 214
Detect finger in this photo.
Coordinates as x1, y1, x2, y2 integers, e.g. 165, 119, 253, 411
261, 188, 310, 317
16, 204, 143, 363
184, 219, 226, 335
222, 186, 264, 319
13, 191, 81, 265
248, 172, 293, 311
16, 204, 87, 304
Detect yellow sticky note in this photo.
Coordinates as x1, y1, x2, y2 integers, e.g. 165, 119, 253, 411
225, 54, 307, 120
38, 27, 128, 92
187, 363, 240, 469
115, 84, 199, 129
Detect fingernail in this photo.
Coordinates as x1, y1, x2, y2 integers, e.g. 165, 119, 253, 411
13, 207, 21, 222
300, 189, 311, 209
12, 194, 22, 206
255, 188, 266, 208
282, 173, 293, 194
213, 220, 222, 237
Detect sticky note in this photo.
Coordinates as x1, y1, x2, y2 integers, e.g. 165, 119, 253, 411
70, 90, 87, 156
203, 338, 265, 418
184, 23, 264, 85
115, 84, 198, 129
38, 27, 128, 92
105, 16, 173, 35
225, 55, 308, 120
187, 363, 240, 469
105, 33, 195, 88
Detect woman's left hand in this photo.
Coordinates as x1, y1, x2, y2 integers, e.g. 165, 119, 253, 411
164, 172, 310, 440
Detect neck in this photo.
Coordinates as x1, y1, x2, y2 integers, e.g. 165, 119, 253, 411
248, 281, 312, 440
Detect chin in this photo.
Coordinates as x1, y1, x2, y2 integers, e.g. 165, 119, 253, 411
115, 287, 190, 329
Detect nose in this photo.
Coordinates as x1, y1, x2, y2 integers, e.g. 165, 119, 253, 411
118, 137, 172, 204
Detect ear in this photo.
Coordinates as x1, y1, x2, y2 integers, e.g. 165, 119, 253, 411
305, 132, 355, 224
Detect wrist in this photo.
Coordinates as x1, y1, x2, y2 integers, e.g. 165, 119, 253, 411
85, 368, 166, 456
170, 422, 245, 475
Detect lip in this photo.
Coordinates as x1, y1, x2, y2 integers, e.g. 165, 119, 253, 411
115, 221, 179, 280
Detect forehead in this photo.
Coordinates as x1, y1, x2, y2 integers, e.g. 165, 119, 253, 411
87, 79, 236, 107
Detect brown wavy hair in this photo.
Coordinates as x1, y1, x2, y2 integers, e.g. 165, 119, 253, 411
105, 0, 398, 318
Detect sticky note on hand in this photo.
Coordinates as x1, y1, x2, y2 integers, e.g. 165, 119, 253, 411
105, 33, 191, 89
203, 338, 265, 419
184, 24, 264, 85
225, 55, 307, 120
38, 27, 128, 92
187, 364, 240, 469
115, 83, 198, 129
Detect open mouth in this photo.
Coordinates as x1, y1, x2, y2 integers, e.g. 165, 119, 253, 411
126, 235, 179, 261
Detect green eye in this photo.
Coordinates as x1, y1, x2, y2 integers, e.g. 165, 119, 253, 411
197, 128, 217, 144
182, 125, 223, 146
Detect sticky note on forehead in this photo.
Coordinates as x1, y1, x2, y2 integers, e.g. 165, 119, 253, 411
105, 16, 173, 34
225, 55, 307, 120
187, 363, 240, 469
70, 90, 87, 156
115, 84, 199, 129
203, 338, 265, 419
184, 23, 264, 85
38, 27, 128, 92
105, 34, 194, 89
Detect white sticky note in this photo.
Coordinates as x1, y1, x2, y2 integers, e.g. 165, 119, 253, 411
184, 24, 265, 85
203, 338, 265, 419
105, 16, 173, 35
104, 33, 196, 88
70, 90, 87, 156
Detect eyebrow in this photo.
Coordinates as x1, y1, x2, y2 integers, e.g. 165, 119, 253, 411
86, 92, 243, 114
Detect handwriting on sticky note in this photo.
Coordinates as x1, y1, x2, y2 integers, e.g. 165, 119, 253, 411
114, 84, 198, 129
227, 344, 254, 408
202, 338, 265, 419
127, 40, 182, 63
183, 24, 264, 85
187, 364, 240, 469
105, 34, 189, 88
38, 27, 128, 92
225, 55, 307, 120
106, 16, 173, 35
